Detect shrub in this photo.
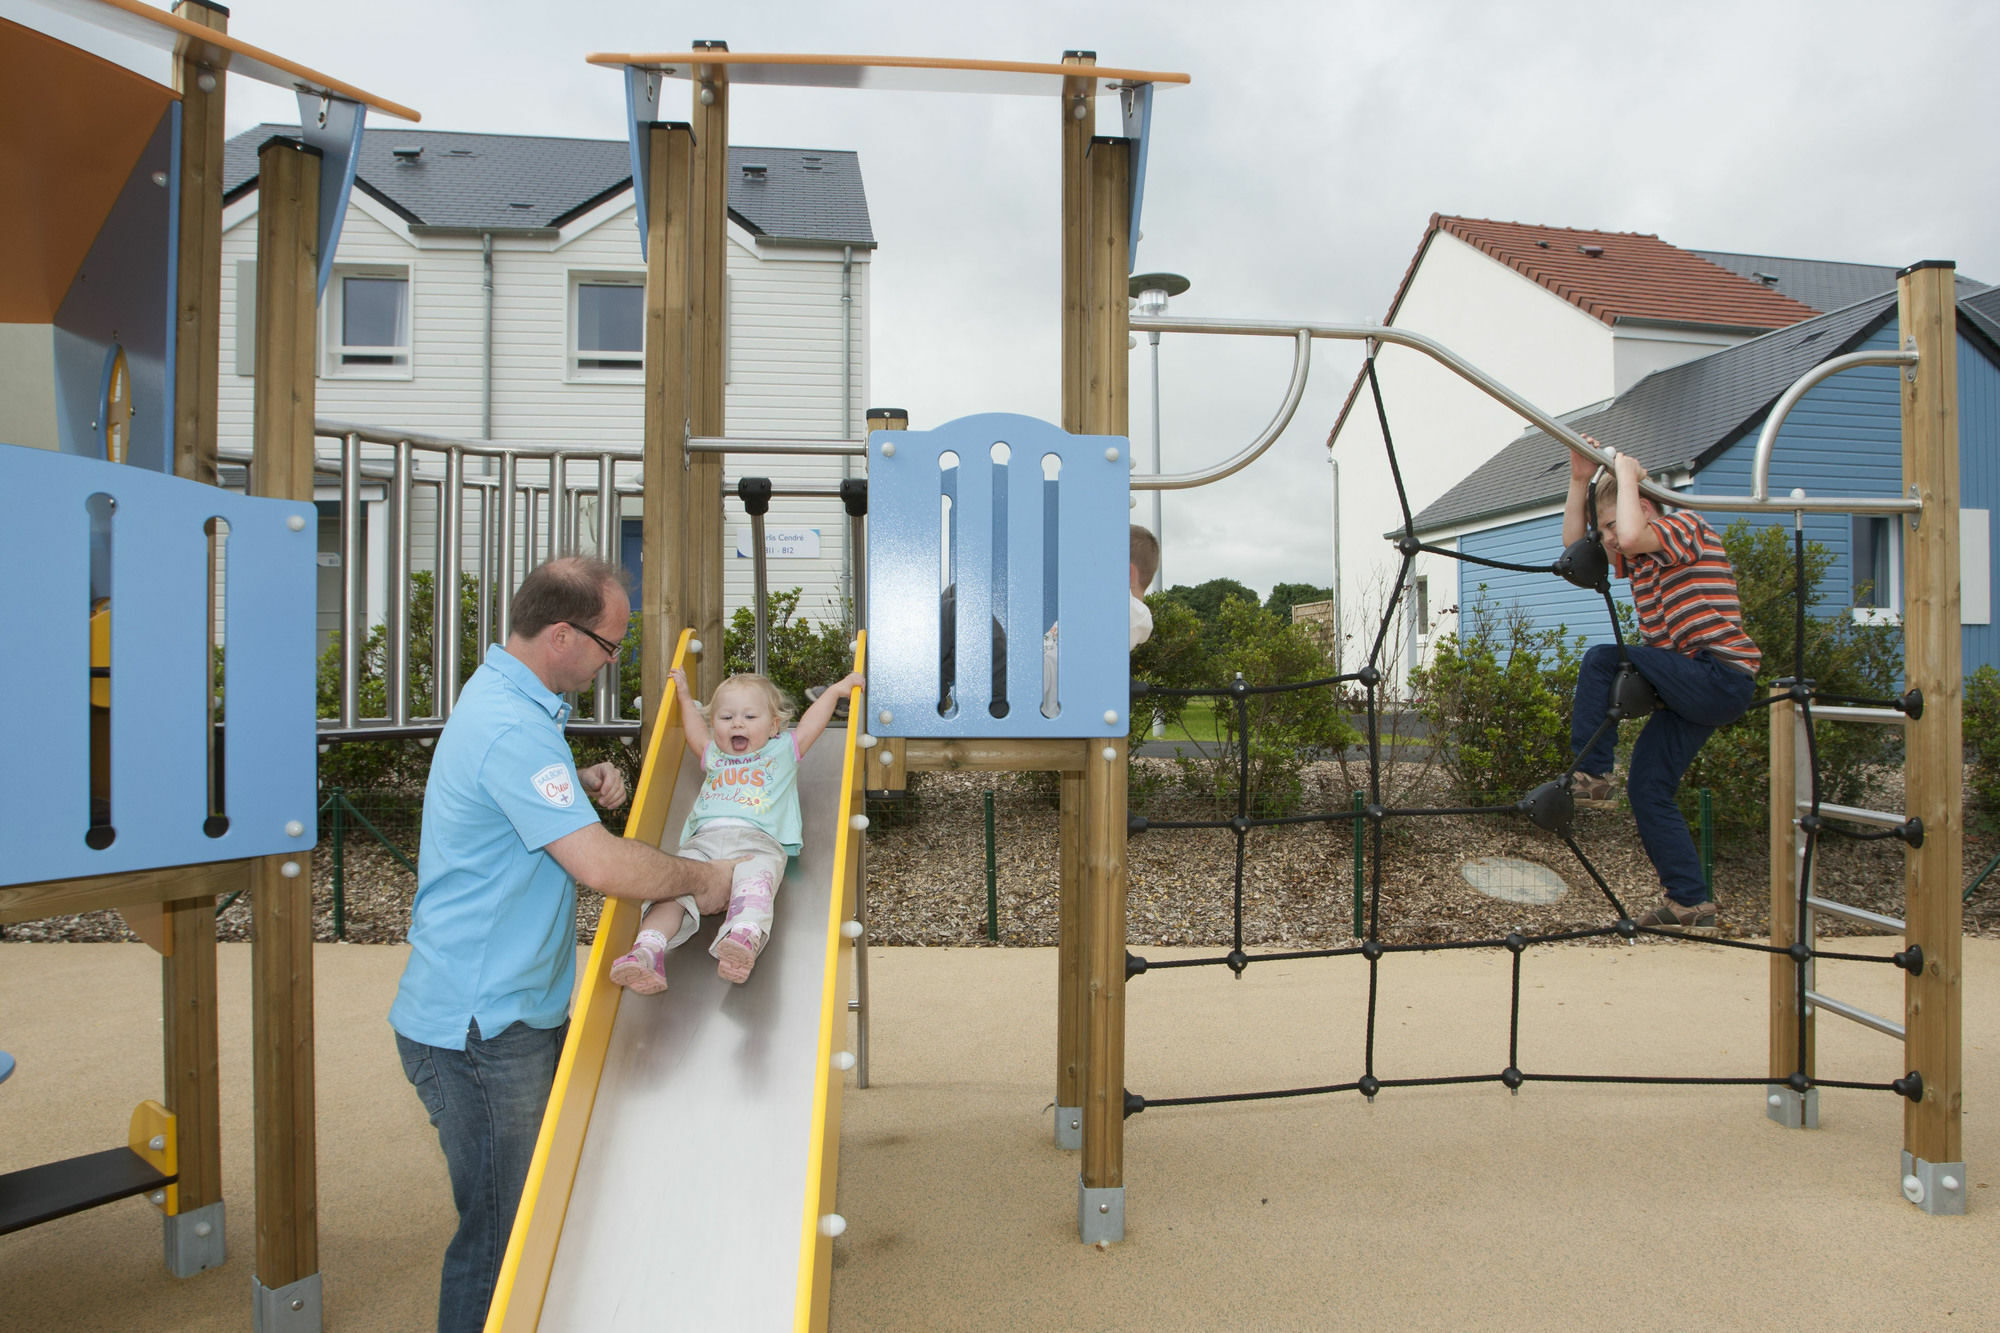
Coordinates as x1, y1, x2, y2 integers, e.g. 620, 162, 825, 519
1966, 665, 2000, 829
722, 587, 856, 706
1172, 596, 1357, 818
1409, 599, 1585, 803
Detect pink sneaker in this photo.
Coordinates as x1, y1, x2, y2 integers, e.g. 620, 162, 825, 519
714, 926, 767, 985
609, 942, 668, 995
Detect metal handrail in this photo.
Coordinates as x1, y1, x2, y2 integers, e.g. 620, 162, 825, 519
1130, 315, 1924, 516
1752, 347, 1917, 500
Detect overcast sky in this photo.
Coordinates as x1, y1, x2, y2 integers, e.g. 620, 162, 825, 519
200, 0, 2000, 599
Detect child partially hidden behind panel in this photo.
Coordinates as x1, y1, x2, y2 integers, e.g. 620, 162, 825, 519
611, 665, 864, 992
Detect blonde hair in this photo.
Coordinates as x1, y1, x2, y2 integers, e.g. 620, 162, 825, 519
701, 672, 796, 726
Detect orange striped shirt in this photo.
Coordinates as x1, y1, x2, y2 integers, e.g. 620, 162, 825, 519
1626, 511, 1761, 675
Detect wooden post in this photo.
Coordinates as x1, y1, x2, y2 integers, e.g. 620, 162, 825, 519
163, 1, 229, 1264
1766, 686, 1813, 1117
641, 122, 694, 739
171, 0, 226, 487
1058, 51, 1095, 436
1055, 771, 1085, 1145
1898, 261, 1963, 1195
686, 47, 730, 699
249, 135, 321, 1291
1077, 133, 1132, 1240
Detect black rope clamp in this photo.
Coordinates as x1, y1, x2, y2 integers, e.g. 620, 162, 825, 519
1893, 944, 1925, 977
1520, 778, 1575, 835
1125, 950, 1148, 979
1899, 688, 1924, 720
1896, 817, 1925, 849
1893, 1071, 1925, 1103
1225, 949, 1249, 976
1610, 663, 1660, 721
1127, 814, 1150, 836
1123, 1089, 1146, 1119
837, 476, 868, 517
735, 475, 773, 516
1554, 534, 1610, 591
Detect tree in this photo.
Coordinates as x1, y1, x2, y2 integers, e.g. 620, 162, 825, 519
1164, 577, 1259, 625
1265, 582, 1333, 622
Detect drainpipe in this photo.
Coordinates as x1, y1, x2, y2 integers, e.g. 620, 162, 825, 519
840, 244, 855, 625
481, 233, 495, 440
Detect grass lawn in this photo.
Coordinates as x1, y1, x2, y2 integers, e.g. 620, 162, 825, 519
1148, 697, 1229, 743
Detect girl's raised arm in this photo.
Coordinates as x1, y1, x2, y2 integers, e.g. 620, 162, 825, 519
794, 671, 864, 758
669, 667, 712, 755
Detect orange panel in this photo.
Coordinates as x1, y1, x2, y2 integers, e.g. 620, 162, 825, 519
0, 17, 176, 323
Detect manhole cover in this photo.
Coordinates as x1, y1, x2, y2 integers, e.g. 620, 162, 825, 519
1460, 856, 1568, 905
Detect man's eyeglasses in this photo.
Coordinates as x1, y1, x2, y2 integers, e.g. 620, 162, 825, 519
566, 621, 625, 659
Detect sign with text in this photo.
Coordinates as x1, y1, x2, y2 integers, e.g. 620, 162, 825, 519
734, 526, 821, 559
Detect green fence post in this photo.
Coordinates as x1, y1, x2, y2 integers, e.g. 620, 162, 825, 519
984, 789, 998, 943
1352, 790, 1365, 938
1699, 787, 1714, 903
330, 786, 347, 941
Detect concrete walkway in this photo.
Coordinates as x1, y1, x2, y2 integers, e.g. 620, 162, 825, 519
2, 937, 1994, 1330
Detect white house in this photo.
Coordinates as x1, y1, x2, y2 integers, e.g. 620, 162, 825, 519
1324, 214, 1912, 686
218, 125, 875, 652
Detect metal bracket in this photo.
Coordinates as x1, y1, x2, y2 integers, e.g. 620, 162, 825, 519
1055, 1105, 1082, 1151
1077, 1180, 1125, 1244
1901, 1151, 1968, 1215
164, 1200, 226, 1277
253, 1272, 323, 1332
1908, 483, 1923, 532
1764, 1083, 1819, 1130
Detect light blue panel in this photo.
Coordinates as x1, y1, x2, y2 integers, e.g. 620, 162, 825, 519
623, 65, 668, 262
866, 414, 1130, 738
296, 92, 367, 303
1119, 85, 1152, 273
1958, 329, 2000, 673
50, 107, 177, 472
0, 448, 318, 887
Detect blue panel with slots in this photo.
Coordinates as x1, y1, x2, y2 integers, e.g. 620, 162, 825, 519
865, 413, 1131, 738
0, 447, 319, 886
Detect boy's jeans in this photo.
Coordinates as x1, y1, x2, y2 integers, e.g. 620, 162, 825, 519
1571, 643, 1756, 908
396, 1017, 568, 1333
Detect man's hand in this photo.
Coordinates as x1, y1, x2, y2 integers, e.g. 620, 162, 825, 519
578, 762, 628, 810
687, 856, 745, 915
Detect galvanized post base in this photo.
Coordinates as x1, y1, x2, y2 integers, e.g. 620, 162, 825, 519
163, 1200, 226, 1277
253, 1272, 322, 1332
1077, 1180, 1124, 1244
1054, 1105, 1082, 1151
1900, 1150, 1968, 1215
1764, 1083, 1819, 1129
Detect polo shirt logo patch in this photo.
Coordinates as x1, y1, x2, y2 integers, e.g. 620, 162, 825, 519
532, 763, 576, 808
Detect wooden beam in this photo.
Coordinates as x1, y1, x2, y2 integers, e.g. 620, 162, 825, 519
1079, 738, 1128, 1192
1767, 689, 1812, 1086
1083, 137, 1131, 439
686, 59, 729, 699
1058, 52, 1095, 435
163, 895, 223, 1214
0, 859, 250, 924
1899, 262, 1963, 1170
171, 0, 226, 486
1057, 771, 1085, 1131
901, 738, 1091, 773
641, 123, 694, 741
249, 135, 321, 1288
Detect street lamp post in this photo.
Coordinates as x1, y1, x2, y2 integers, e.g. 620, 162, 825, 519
1129, 272, 1189, 592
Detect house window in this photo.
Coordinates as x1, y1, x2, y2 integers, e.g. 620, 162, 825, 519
570, 275, 644, 379
1852, 515, 1900, 623
326, 269, 411, 376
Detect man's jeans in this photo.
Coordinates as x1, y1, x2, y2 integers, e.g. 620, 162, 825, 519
1571, 643, 1755, 908
396, 1017, 568, 1333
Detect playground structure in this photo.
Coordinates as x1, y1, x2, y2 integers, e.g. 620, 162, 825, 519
0, 2, 416, 1329
0, 15, 1969, 1332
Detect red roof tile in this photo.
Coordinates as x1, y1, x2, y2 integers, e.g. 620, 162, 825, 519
1425, 216, 1821, 330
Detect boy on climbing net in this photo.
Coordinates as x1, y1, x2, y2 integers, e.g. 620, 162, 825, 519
1564, 441, 1760, 933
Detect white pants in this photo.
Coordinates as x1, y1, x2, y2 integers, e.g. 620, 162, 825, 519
677, 821, 788, 955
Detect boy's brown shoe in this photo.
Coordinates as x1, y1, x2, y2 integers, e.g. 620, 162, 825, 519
1631, 898, 1720, 937
1570, 771, 1616, 809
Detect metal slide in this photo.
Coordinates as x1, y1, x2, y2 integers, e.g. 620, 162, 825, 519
491, 634, 862, 1331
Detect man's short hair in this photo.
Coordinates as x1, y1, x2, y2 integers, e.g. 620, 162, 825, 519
1129, 524, 1160, 590
510, 556, 631, 639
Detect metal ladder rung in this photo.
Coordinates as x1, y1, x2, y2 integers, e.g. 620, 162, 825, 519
1804, 989, 1905, 1039
1805, 894, 1905, 932
1806, 705, 1909, 725
1803, 800, 1907, 829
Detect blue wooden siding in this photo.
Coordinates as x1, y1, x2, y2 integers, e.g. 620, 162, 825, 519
1458, 323, 2000, 676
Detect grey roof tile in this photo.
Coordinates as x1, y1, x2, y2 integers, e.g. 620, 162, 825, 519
224, 125, 873, 246
1403, 295, 1898, 536
1692, 250, 1988, 314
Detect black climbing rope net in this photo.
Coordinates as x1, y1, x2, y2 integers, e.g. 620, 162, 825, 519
1123, 349, 1928, 1118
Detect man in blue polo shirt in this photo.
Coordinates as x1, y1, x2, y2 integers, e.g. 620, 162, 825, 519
390, 555, 737, 1333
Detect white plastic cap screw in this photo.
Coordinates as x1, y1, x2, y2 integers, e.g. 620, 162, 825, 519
1767, 1093, 1783, 1108
1943, 1174, 1962, 1192
286, 514, 306, 532
151, 170, 168, 187
280, 860, 302, 878
819, 1213, 847, 1237
1104, 447, 1120, 462
880, 441, 896, 458
1902, 1173, 1925, 1204
194, 1220, 213, 1238
1102, 746, 1117, 762
842, 919, 863, 939
285, 820, 305, 838
151, 1191, 166, 1206
849, 814, 870, 832
858, 732, 879, 749
687, 639, 703, 655
879, 750, 894, 765
833, 1051, 857, 1071
1103, 710, 1119, 726
878, 709, 893, 726
149, 1135, 165, 1152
